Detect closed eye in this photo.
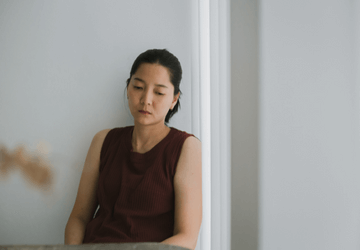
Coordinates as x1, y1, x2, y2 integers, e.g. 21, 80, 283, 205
133, 86, 143, 90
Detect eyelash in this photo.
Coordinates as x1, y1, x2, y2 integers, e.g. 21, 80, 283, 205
134, 86, 164, 96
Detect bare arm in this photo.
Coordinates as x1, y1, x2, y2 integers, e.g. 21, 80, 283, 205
64, 129, 110, 245
161, 136, 202, 250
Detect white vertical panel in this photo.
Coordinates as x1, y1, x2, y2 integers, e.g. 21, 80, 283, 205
209, 0, 231, 249
192, 1, 231, 249
209, 0, 221, 249
199, 0, 212, 250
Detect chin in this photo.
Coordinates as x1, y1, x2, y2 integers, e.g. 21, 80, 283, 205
134, 119, 164, 127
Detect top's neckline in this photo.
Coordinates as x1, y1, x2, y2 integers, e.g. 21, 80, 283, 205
128, 126, 174, 156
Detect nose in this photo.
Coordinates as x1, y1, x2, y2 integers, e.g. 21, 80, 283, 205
141, 89, 152, 105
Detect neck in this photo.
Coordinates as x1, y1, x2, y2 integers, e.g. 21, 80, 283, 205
132, 123, 170, 153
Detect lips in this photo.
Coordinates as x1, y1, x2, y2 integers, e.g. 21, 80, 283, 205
139, 110, 151, 115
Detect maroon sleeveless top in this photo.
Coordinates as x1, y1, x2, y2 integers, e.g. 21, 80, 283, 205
83, 126, 193, 243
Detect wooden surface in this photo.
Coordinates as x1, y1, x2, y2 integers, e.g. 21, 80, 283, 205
0, 243, 190, 250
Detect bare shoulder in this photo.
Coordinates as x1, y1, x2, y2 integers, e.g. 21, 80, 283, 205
181, 136, 202, 157
92, 129, 112, 144
83, 129, 112, 172
176, 136, 202, 175
184, 135, 201, 146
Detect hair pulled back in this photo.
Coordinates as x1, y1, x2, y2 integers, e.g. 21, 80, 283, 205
126, 49, 182, 124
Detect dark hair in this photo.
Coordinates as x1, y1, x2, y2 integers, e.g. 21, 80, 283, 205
126, 49, 182, 124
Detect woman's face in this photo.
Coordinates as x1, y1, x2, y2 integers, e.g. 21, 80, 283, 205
127, 63, 179, 126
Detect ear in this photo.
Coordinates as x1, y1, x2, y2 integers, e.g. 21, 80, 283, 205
126, 78, 131, 95
126, 83, 130, 97
171, 92, 180, 110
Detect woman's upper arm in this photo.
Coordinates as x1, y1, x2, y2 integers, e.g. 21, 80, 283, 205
173, 136, 202, 240
69, 129, 111, 223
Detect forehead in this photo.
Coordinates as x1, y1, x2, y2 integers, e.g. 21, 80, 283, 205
133, 63, 172, 86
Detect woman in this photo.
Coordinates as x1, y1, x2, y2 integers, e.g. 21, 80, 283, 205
64, 49, 202, 250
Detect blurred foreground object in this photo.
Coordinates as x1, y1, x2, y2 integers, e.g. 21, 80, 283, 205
0, 142, 53, 190
0, 243, 190, 250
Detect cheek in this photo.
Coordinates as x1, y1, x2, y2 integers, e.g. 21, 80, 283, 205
127, 90, 137, 103
127, 95, 137, 110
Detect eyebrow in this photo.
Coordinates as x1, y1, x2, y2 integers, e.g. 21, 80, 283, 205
134, 77, 146, 83
133, 77, 168, 88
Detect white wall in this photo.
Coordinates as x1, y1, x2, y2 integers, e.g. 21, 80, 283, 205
259, 1, 360, 250
0, 0, 194, 245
